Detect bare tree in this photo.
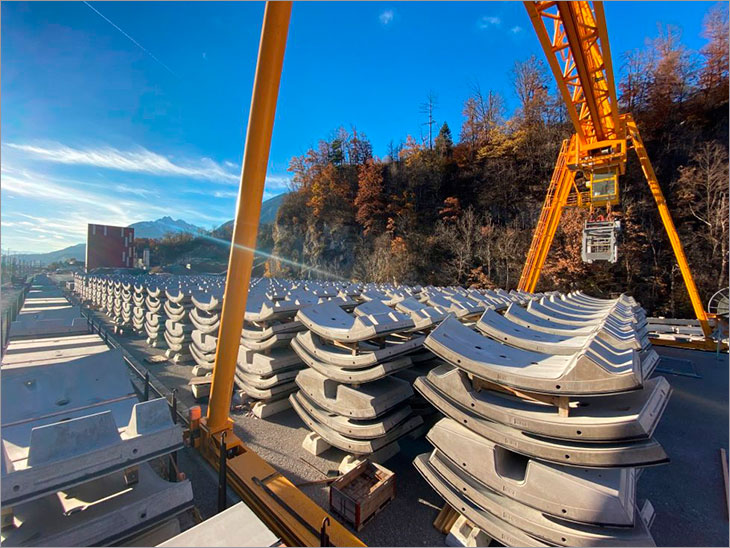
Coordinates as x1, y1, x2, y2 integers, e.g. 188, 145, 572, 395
674, 141, 729, 287
420, 91, 438, 150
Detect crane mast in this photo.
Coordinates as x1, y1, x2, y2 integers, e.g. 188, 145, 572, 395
518, 0, 713, 341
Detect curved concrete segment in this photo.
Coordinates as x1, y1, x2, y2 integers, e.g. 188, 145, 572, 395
475, 308, 595, 355
239, 331, 296, 352
424, 449, 655, 546
190, 342, 215, 369
295, 368, 413, 419
413, 376, 668, 467
505, 303, 646, 352
422, 364, 671, 441
294, 330, 424, 369
296, 301, 414, 342
425, 317, 642, 396
235, 367, 300, 390
395, 297, 448, 330
190, 291, 222, 312
234, 372, 297, 400
293, 390, 413, 440
241, 320, 303, 341
237, 347, 304, 376
528, 300, 645, 332
290, 392, 422, 455
291, 337, 414, 384
413, 453, 547, 547
191, 330, 217, 354
427, 418, 637, 526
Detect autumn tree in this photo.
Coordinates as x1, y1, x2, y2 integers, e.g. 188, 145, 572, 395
699, 3, 729, 100
438, 196, 462, 224
354, 159, 386, 235
648, 24, 696, 116
460, 85, 505, 149
513, 55, 550, 126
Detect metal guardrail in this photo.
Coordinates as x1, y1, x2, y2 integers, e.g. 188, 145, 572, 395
76, 298, 190, 428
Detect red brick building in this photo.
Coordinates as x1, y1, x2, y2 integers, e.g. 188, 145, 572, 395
86, 224, 135, 271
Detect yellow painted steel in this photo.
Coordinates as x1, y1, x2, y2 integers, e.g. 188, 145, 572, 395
193, 424, 365, 547
195, 4, 365, 544
519, 137, 576, 292
624, 114, 712, 338
207, 1, 292, 433
520, 1, 713, 344
524, 1, 619, 147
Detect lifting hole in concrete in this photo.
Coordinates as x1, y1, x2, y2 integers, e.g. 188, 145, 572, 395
475, 346, 482, 350
555, 385, 561, 389
12, 485, 19, 492
56, 398, 69, 406
576, 430, 582, 435
323, 379, 338, 400
494, 446, 529, 482
499, 355, 507, 359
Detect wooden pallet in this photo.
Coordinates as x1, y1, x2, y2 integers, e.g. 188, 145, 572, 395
329, 460, 395, 531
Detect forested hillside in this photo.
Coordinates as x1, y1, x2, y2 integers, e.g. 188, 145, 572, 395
268, 4, 728, 318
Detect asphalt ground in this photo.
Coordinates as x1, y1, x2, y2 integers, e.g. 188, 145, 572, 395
82, 302, 729, 547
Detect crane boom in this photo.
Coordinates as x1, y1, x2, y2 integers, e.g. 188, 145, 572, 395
525, 1, 619, 145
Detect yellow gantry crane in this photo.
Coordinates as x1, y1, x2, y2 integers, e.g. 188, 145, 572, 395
517, 0, 714, 344
192, 3, 718, 546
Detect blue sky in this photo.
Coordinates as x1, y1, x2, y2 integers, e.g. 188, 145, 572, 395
1, 1, 718, 253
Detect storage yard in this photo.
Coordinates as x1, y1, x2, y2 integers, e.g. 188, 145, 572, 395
0, 271, 725, 545
2, 0, 729, 546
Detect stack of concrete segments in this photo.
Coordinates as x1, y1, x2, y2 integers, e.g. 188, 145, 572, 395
234, 281, 316, 417
144, 281, 169, 348
414, 292, 670, 546
290, 297, 438, 466
163, 286, 195, 363
117, 278, 135, 331
189, 287, 223, 376
131, 280, 147, 334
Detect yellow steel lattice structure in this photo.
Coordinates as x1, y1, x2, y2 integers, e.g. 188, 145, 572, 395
518, 1, 712, 342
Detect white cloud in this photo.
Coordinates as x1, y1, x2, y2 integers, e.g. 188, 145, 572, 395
6, 142, 239, 184
379, 10, 394, 25
213, 190, 238, 199
478, 16, 501, 29
511, 25, 523, 34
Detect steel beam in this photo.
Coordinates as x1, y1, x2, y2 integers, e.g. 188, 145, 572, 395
207, 1, 292, 433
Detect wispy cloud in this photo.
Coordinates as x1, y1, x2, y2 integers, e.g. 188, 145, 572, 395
379, 10, 394, 25
478, 16, 501, 29
7, 143, 239, 184
511, 26, 523, 34
83, 1, 177, 77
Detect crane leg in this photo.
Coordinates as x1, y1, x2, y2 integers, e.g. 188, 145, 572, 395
625, 114, 713, 339
206, 1, 291, 432
519, 137, 577, 293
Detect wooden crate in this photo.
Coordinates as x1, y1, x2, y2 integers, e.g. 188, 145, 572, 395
329, 460, 396, 531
